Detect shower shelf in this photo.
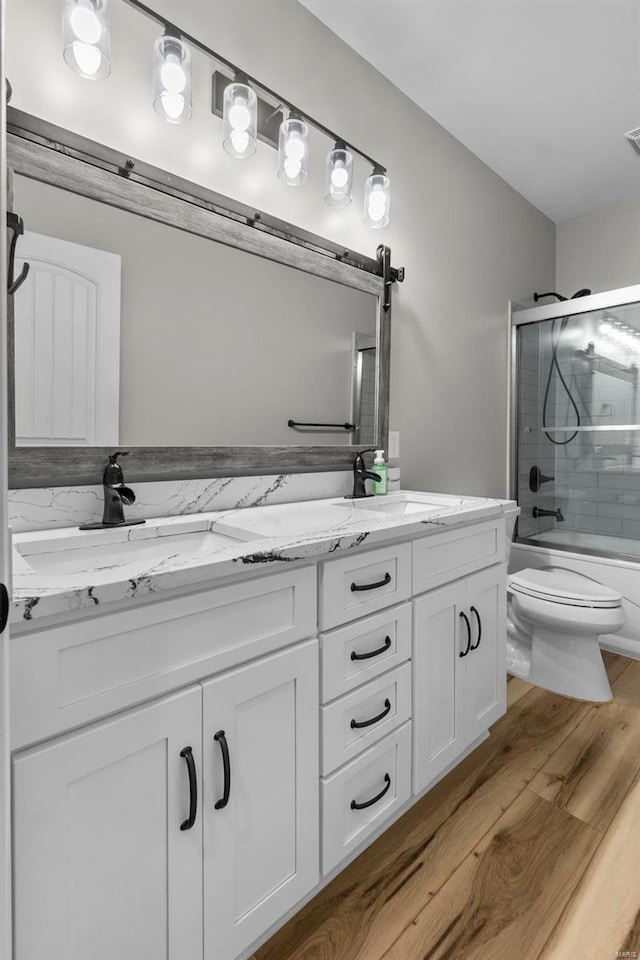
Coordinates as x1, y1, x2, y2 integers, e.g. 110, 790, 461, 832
542, 425, 640, 432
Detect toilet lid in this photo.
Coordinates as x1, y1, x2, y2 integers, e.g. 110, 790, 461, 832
508, 568, 623, 608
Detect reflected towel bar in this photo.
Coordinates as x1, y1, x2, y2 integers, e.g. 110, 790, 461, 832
287, 419, 355, 431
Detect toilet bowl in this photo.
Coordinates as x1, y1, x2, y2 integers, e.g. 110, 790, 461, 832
507, 567, 624, 702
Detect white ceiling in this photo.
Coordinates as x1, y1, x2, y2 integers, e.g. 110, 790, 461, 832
298, 0, 640, 223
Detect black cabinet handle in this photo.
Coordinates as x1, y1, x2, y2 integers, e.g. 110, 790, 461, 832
214, 730, 231, 810
350, 698, 392, 730
179, 746, 197, 831
459, 611, 471, 657
470, 606, 482, 651
350, 572, 391, 592
0, 583, 9, 635
350, 773, 391, 810
350, 635, 392, 661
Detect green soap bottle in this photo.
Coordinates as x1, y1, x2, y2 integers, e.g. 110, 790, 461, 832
372, 449, 388, 495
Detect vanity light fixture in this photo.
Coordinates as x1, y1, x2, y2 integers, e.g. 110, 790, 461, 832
62, 0, 111, 80
222, 76, 258, 159
363, 167, 391, 228
324, 141, 353, 207
278, 114, 309, 186
152, 31, 192, 123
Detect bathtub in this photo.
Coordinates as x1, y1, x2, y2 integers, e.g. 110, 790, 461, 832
510, 539, 640, 660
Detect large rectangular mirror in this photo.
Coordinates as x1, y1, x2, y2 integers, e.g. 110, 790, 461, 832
7, 112, 391, 487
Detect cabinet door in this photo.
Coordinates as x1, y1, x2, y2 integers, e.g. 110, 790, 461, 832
412, 583, 466, 795
464, 564, 507, 741
13, 687, 203, 960
202, 640, 319, 960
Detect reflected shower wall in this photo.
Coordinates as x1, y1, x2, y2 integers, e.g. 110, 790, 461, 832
513, 297, 640, 561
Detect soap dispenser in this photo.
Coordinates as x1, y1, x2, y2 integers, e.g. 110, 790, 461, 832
372, 450, 388, 495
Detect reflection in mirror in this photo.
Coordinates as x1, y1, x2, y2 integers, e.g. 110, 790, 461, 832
12, 174, 378, 448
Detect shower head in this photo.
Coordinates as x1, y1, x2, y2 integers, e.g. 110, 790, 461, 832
533, 288, 592, 303
533, 291, 567, 302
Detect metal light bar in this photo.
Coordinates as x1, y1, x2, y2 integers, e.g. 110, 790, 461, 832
122, 0, 385, 172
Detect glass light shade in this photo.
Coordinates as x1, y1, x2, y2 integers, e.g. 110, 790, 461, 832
153, 35, 192, 123
63, 0, 111, 79
222, 82, 257, 159
277, 117, 309, 186
324, 145, 353, 207
363, 171, 391, 228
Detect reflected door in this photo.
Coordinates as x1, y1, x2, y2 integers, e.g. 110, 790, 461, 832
14, 231, 120, 446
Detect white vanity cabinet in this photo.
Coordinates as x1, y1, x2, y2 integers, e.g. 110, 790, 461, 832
201, 641, 318, 960
412, 563, 507, 793
11, 568, 320, 960
13, 686, 204, 960
10, 512, 511, 960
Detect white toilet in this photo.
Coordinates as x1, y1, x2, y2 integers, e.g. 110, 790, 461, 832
507, 567, 625, 702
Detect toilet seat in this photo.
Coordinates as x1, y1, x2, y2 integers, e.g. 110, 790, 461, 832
508, 568, 622, 609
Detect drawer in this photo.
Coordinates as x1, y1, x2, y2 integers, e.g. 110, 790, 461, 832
321, 662, 411, 775
412, 520, 504, 595
320, 603, 412, 702
321, 721, 412, 875
319, 542, 411, 630
11, 566, 317, 749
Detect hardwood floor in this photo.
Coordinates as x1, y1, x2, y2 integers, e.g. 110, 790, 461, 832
257, 653, 640, 960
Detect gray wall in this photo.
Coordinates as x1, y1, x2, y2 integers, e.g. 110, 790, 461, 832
556, 199, 640, 296
6, 0, 556, 496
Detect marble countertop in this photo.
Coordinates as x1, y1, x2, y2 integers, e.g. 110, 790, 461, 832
11, 492, 518, 625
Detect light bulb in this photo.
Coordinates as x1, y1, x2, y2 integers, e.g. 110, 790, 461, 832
363, 169, 390, 227
230, 129, 250, 154
367, 186, 387, 222
161, 91, 185, 120
72, 40, 102, 76
284, 157, 302, 179
600, 321, 612, 335
228, 98, 251, 131
284, 134, 305, 162
69, 2, 102, 43
222, 82, 257, 158
160, 54, 186, 93
331, 163, 349, 189
63, 0, 111, 78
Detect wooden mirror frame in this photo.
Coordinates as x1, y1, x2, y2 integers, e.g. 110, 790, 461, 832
6, 109, 395, 488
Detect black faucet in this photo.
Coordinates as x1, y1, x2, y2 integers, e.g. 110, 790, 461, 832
348, 449, 382, 499
533, 506, 564, 522
79, 452, 145, 530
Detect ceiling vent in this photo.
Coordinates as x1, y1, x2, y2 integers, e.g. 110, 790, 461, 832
625, 127, 640, 156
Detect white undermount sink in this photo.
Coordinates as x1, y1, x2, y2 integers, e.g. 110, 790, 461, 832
14, 518, 264, 579
337, 491, 476, 517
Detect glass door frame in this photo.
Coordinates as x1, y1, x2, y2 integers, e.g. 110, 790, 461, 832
507, 283, 640, 550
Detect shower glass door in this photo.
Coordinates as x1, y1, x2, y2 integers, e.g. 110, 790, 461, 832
511, 287, 640, 561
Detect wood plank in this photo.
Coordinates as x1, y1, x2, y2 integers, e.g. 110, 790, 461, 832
507, 675, 534, 708
528, 660, 640, 832
380, 790, 601, 960
540, 773, 640, 960
256, 685, 594, 960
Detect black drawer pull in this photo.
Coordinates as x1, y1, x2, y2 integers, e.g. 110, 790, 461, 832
350, 698, 392, 730
350, 635, 392, 661
459, 611, 471, 657
350, 572, 392, 592
350, 773, 391, 810
0, 583, 9, 635
179, 746, 197, 831
470, 606, 482, 651
214, 730, 231, 810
